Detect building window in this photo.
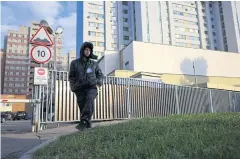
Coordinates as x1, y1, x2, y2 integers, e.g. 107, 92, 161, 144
89, 13, 104, 19
15, 50, 17, 53
213, 32, 216, 36
88, 31, 96, 36
10, 44, 12, 47
90, 41, 96, 46
89, 22, 96, 27
9, 49, 12, 53
97, 23, 104, 28
123, 27, 129, 32
212, 25, 215, 29
21, 40, 24, 43
10, 33, 13, 36
112, 43, 117, 48
211, 18, 214, 21
123, 18, 128, 23
88, 3, 103, 10
222, 30, 226, 36
204, 31, 208, 34
223, 37, 227, 44
124, 36, 129, 40
224, 44, 228, 51
96, 32, 104, 37
214, 39, 217, 43
202, 9, 205, 13
98, 42, 105, 47
123, 9, 128, 14
214, 47, 217, 50
122, 1, 128, 6
125, 61, 129, 70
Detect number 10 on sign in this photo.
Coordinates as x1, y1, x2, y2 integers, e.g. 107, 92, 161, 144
30, 45, 52, 64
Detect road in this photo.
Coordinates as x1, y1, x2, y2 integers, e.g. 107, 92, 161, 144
1, 120, 75, 159
1, 120, 72, 134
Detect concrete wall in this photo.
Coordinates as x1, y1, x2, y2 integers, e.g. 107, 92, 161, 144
121, 44, 134, 71
99, 50, 119, 76
122, 41, 240, 78
161, 74, 240, 91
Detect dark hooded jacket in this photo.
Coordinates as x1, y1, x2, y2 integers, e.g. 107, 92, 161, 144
69, 42, 104, 92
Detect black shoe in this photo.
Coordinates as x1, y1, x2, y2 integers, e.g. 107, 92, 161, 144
86, 120, 92, 129
76, 120, 87, 131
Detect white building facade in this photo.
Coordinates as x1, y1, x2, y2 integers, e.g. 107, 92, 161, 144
121, 41, 240, 78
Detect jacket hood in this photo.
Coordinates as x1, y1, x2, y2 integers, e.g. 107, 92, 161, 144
80, 42, 98, 60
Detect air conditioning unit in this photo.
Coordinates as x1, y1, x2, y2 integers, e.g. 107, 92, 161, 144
96, 17, 99, 20
96, 27, 99, 29
87, 16, 90, 18
110, 20, 112, 22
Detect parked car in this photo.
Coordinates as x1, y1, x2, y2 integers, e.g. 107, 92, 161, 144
4, 111, 14, 120
1, 113, 8, 123
13, 111, 29, 120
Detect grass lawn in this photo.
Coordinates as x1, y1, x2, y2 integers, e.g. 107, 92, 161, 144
35, 113, 240, 159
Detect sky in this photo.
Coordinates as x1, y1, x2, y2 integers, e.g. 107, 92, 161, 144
1, 1, 77, 55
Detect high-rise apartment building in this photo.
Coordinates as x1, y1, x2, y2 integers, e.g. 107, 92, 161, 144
2, 26, 30, 95
76, 1, 240, 75
1, 49, 6, 94
2, 22, 64, 95
67, 50, 76, 70
77, 1, 240, 53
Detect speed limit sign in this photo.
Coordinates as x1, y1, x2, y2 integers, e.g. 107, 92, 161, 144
30, 45, 52, 64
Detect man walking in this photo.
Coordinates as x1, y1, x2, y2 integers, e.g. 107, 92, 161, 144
69, 42, 104, 130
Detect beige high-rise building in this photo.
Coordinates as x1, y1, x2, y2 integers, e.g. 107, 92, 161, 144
67, 50, 76, 70
2, 26, 30, 95
1, 49, 6, 94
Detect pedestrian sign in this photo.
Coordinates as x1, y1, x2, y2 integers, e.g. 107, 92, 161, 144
29, 26, 54, 46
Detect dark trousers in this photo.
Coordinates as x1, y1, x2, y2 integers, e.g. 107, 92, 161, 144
75, 88, 98, 123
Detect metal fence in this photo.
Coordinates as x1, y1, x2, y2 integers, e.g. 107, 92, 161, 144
33, 71, 240, 130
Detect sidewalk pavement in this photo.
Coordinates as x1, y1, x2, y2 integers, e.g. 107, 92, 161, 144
1, 120, 126, 159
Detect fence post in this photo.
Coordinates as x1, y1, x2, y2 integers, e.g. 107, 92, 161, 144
228, 91, 234, 112
32, 85, 41, 132
233, 93, 236, 112
175, 86, 180, 114
209, 89, 214, 113
126, 79, 131, 119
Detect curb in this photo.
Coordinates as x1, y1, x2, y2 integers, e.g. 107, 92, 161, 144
20, 120, 127, 159
20, 131, 77, 159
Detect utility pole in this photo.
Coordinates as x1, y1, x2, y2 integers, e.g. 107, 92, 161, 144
193, 62, 198, 88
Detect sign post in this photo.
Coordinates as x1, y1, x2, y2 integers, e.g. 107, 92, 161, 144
29, 25, 54, 132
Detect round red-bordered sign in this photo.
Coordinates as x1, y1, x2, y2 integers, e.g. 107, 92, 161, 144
30, 45, 52, 64
37, 68, 46, 75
